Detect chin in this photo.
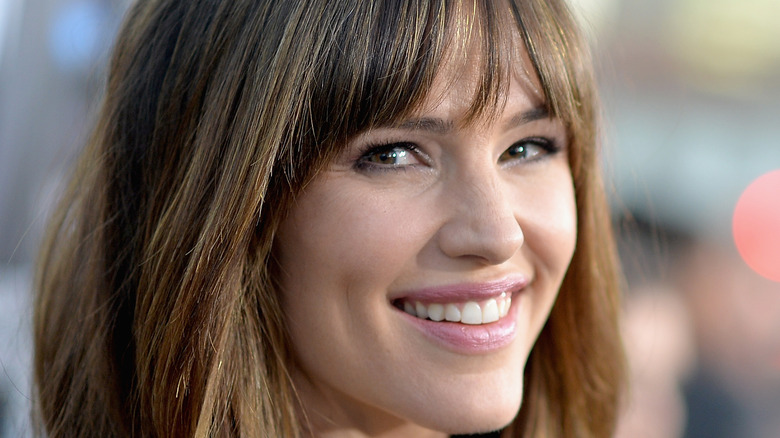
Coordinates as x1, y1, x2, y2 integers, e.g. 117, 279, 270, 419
415, 382, 524, 435
439, 409, 520, 436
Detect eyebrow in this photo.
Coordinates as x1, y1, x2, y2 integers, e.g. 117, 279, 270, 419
392, 118, 454, 135
389, 106, 551, 135
501, 106, 550, 131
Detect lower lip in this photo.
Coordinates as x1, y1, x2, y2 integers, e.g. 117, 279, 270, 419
397, 295, 520, 355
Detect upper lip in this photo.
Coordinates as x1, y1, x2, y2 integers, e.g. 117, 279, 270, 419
390, 274, 529, 304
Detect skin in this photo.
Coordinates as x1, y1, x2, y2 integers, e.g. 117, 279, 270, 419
275, 50, 578, 437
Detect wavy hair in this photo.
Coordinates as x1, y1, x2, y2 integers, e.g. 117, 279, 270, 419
34, 0, 625, 436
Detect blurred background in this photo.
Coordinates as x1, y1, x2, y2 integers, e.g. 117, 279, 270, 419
1, 0, 778, 436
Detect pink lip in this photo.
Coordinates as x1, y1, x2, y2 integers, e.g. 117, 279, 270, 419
391, 276, 528, 354
396, 295, 521, 354
390, 275, 528, 304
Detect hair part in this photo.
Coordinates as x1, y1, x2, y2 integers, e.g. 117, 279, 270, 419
34, 1, 624, 436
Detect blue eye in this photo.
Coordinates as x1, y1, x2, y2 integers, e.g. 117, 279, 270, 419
499, 137, 559, 163
355, 142, 422, 171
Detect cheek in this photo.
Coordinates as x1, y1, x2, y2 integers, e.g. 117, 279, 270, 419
516, 167, 578, 338
274, 179, 440, 354
540, 191, 577, 273
520, 168, 578, 277
277, 188, 432, 290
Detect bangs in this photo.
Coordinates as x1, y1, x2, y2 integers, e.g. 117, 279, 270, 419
275, 0, 593, 188
305, 0, 589, 139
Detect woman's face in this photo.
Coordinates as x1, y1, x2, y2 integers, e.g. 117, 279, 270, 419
275, 55, 577, 436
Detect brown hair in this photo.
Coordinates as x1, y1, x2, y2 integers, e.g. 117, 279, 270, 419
34, 0, 625, 436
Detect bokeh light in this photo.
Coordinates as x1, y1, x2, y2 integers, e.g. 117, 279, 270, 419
733, 169, 780, 282
48, 0, 114, 74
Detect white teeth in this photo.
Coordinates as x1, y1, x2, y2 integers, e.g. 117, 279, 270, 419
415, 302, 428, 319
427, 303, 445, 321
444, 304, 461, 322
461, 302, 482, 325
482, 298, 499, 323
401, 292, 513, 325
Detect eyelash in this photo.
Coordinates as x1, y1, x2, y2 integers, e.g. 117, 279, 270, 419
353, 136, 562, 172
353, 141, 425, 172
499, 137, 562, 164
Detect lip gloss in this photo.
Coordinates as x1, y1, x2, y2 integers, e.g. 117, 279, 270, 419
397, 296, 520, 354
390, 276, 528, 304
392, 276, 527, 354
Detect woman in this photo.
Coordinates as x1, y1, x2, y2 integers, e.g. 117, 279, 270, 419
33, 0, 625, 436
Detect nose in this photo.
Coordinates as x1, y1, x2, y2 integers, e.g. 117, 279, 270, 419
436, 170, 524, 265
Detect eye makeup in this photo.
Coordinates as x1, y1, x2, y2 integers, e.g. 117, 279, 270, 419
353, 141, 431, 173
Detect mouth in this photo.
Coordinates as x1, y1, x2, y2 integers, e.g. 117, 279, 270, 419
392, 292, 512, 325
389, 278, 526, 354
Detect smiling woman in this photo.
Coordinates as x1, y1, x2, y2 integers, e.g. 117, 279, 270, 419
33, 1, 625, 437
277, 70, 578, 435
